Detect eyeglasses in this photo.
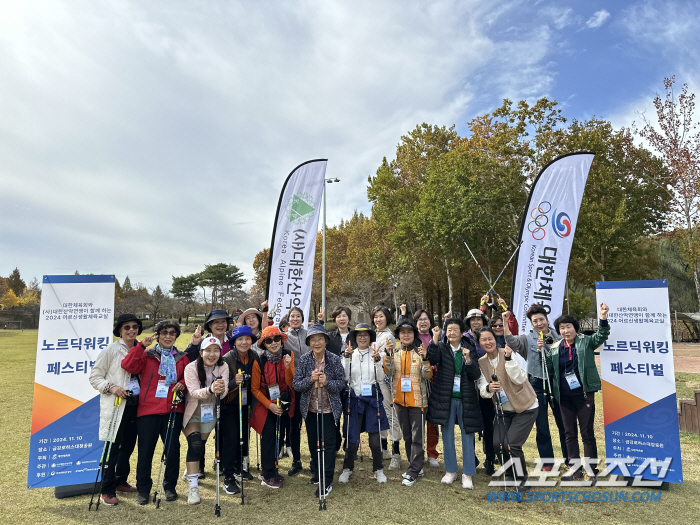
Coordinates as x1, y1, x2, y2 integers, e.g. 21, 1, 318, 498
159, 330, 177, 337
122, 324, 139, 331
417, 317, 430, 322
264, 335, 282, 345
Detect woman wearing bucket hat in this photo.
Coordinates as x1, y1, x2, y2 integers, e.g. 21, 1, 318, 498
249, 325, 295, 489
371, 305, 401, 465
387, 320, 432, 486
220, 325, 260, 494
182, 336, 228, 504
338, 323, 389, 484
89, 313, 143, 505
427, 318, 483, 490
292, 324, 345, 499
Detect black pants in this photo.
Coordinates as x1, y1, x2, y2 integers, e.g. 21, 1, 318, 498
289, 389, 303, 462
478, 396, 495, 461
530, 376, 569, 462
101, 403, 138, 496
343, 432, 382, 472
220, 403, 250, 478
559, 394, 597, 471
260, 411, 290, 480
306, 412, 336, 488
136, 412, 183, 494
493, 407, 538, 479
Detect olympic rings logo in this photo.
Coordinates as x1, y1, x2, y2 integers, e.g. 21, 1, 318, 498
527, 201, 550, 240
553, 209, 572, 238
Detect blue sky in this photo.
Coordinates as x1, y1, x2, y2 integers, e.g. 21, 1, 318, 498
1, 0, 698, 291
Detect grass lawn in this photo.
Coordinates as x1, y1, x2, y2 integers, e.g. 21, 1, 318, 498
2, 329, 700, 524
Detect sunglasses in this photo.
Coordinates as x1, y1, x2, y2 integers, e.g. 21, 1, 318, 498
492, 324, 504, 328
263, 335, 282, 345
159, 330, 177, 337
122, 324, 139, 331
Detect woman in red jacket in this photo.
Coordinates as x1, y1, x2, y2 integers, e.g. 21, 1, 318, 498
121, 320, 189, 505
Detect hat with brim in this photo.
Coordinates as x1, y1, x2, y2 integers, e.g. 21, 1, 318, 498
113, 313, 143, 337
349, 323, 376, 344
240, 308, 263, 330
259, 326, 288, 349
465, 308, 488, 326
305, 323, 330, 346
231, 325, 257, 345
204, 309, 232, 333
394, 320, 419, 340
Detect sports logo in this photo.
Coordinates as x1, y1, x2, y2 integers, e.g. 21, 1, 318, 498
552, 209, 572, 238
283, 192, 315, 226
527, 201, 550, 240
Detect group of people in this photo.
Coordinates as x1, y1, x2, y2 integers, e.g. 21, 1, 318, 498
90, 296, 610, 507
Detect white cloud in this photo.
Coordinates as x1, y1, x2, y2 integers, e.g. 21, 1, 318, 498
586, 9, 610, 29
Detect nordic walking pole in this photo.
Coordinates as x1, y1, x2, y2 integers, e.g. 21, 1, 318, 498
89, 396, 122, 510
320, 381, 327, 510
486, 241, 523, 297
215, 378, 222, 517
256, 430, 260, 471
461, 236, 499, 291
315, 384, 323, 511
491, 374, 518, 486
154, 390, 180, 508
238, 369, 245, 505
275, 399, 280, 474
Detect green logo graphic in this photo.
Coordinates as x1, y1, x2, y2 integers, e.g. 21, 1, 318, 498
284, 192, 315, 225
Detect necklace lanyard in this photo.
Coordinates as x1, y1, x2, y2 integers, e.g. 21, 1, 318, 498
357, 349, 371, 384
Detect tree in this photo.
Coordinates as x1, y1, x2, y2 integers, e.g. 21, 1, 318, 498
638, 76, 700, 308
122, 276, 133, 294
145, 285, 169, 321
0, 289, 20, 309
7, 268, 26, 296
171, 274, 199, 325
252, 248, 270, 296
0, 277, 9, 297
115, 278, 149, 317
198, 264, 246, 309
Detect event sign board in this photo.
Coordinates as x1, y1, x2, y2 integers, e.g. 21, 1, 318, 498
27, 275, 115, 489
596, 280, 683, 484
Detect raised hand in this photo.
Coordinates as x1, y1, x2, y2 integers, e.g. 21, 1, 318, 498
142, 334, 157, 347
600, 302, 609, 320
283, 354, 292, 369
191, 325, 202, 345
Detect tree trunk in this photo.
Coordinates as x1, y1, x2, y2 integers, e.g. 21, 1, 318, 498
436, 285, 442, 319
444, 257, 454, 314
684, 208, 700, 310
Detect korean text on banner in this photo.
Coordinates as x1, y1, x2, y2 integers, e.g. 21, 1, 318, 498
510, 152, 594, 333
27, 275, 115, 489
596, 280, 683, 484
266, 159, 327, 328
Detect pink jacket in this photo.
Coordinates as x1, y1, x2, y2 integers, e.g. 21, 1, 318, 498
183, 361, 229, 427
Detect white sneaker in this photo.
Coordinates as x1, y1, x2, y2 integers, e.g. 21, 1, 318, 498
402, 475, 416, 486
339, 469, 353, 483
383, 448, 392, 460
428, 457, 440, 467
286, 447, 293, 459
402, 469, 424, 479
374, 469, 387, 483
462, 474, 474, 489
187, 486, 200, 505
441, 472, 458, 484
389, 454, 401, 470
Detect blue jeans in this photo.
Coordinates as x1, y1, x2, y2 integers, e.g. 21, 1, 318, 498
441, 398, 476, 475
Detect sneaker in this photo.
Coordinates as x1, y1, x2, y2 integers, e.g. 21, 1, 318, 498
100, 494, 118, 506
402, 469, 424, 479
462, 474, 474, 489
382, 448, 392, 460
224, 477, 240, 495
116, 483, 137, 493
187, 486, 200, 505
261, 476, 283, 489
275, 473, 285, 483
338, 469, 353, 483
388, 454, 401, 470
164, 489, 177, 502
374, 469, 387, 483
136, 492, 149, 505
288, 460, 303, 477
428, 457, 440, 468
402, 476, 416, 486
484, 458, 495, 476
441, 472, 458, 485
314, 484, 332, 497
561, 469, 584, 482
286, 446, 293, 459
234, 470, 254, 482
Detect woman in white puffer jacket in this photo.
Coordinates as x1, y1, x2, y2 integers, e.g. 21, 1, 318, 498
88, 313, 142, 506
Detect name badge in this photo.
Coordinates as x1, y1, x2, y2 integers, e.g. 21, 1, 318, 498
400, 376, 412, 392
269, 384, 281, 401
453, 377, 461, 392
361, 381, 372, 396
201, 403, 214, 422
240, 386, 248, 405
127, 378, 140, 396
500, 390, 509, 405
565, 372, 581, 389
155, 379, 168, 398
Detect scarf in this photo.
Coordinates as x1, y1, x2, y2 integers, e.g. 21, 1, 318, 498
156, 344, 177, 386
265, 348, 284, 364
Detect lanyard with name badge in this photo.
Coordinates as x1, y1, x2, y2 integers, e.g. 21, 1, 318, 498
358, 350, 373, 396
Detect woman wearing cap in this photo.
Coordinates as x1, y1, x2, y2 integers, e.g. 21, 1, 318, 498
338, 323, 389, 484
121, 320, 188, 504
220, 325, 260, 495
249, 325, 295, 488
387, 320, 431, 486
427, 318, 483, 489
545, 303, 610, 483
89, 313, 143, 506
292, 324, 344, 498
476, 327, 538, 486
371, 305, 401, 466
182, 336, 229, 504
